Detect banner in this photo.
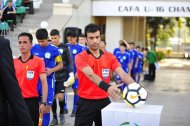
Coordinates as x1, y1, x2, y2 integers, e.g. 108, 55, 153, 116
92, 1, 190, 17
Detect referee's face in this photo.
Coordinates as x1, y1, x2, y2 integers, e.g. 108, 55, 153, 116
86, 31, 101, 51
18, 36, 32, 54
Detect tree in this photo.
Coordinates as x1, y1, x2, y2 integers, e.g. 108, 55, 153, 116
146, 17, 163, 50
146, 17, 173, 50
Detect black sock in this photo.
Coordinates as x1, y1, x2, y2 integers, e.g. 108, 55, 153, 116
52, 99, 57, 119
59, 101, 64, 115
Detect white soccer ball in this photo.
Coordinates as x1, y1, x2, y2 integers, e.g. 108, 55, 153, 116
62, 0, 70, 3
40, 21, 48, 28
122, 83, 148, 107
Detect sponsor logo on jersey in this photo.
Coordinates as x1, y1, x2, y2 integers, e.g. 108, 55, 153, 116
59, 49, 63, 54
73, 49, 77, 54
102, 69, 110, 79
26, 71, 34, 80
45, 52, 51, 59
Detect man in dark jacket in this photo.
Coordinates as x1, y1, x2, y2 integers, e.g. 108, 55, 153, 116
0, 37, 33, 126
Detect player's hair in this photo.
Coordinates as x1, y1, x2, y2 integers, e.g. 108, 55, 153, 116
101, 40, 106, 45
119, 41, 127, 48
35, 28, 48, 40
119, 40, 127, 48
84, 23, 101, 37
66, 31, 77, 38
145, 47, 149, 51
18, 32, 33, 43
136, 45, 141, 49
79, 34, 85, 38
50, 29, 59, 36
129, 42, 135, 45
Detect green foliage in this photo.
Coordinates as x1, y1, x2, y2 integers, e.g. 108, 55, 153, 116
147, 17, 175, 48
155, 51, 165, 61
186, 18, 190, 27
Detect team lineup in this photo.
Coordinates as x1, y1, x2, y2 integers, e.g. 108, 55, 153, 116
1, 23, 148, 126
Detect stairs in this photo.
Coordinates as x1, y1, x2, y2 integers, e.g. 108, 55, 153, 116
6, 0, 53, 56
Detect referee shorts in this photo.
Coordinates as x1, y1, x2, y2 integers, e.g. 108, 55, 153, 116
74, 97, 111, 126
24, 97, 39, 126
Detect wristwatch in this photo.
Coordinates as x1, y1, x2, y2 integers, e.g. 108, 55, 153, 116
40, 101, 47, 106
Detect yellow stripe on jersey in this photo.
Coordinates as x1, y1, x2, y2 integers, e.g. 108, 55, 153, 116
55, 55, 62, 63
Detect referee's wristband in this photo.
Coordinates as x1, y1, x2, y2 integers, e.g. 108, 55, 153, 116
40, 101, 47, 106
99, 81, 111, 92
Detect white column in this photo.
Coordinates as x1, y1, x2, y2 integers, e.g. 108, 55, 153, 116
105, 16, 123, 53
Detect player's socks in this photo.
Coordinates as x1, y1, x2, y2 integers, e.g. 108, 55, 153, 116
42, 113, 50, 126
73, 94, 79, 111
64, 93, 68, 111
59, 101, 64, 115
52, 99, 57, 119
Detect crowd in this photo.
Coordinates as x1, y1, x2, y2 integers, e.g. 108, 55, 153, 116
0, 23, 157, 126
0, 0, 33, 31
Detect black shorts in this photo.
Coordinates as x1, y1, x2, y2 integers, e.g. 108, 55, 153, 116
55, 81, 65, 94
74, 97, 111, 126
24, 97, 39, 126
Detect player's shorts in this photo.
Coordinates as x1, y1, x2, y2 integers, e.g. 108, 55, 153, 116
55, 80, 65, 94
38, 77, 55, 105
72, 78, 78, 90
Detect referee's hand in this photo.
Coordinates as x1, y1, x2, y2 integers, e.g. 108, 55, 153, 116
107, 84, 122, 101
39, 104, 46, 115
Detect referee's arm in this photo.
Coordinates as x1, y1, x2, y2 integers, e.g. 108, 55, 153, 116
82, 66, 102, 85
115, 66, 135, 85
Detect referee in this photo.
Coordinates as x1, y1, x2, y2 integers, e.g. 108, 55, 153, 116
74, 23, 135, 126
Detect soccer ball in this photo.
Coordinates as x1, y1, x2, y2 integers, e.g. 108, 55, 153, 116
122, 83, 148, 107
40, 21, 48, 28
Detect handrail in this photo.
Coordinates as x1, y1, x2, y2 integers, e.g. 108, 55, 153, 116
60, 14, 73, 33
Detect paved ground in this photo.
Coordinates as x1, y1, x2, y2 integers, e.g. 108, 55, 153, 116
145, 59, 190, 126
52, 58, 190, 126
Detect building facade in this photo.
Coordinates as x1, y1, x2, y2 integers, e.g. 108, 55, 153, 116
50, 0, 190, 52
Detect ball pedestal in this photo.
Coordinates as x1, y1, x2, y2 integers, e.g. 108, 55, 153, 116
101, 102, 163, 126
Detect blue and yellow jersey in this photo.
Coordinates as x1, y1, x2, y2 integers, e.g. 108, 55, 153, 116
31, 43, 62, 78
115, 52, 131, 73
113, 47, 120, 56
138, 52, 144, 66
79, 43, 88, 50
132, 49, 139, 68
137, 52, 144, 73
113, 47, 133, 62
126, 50, 134, 61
